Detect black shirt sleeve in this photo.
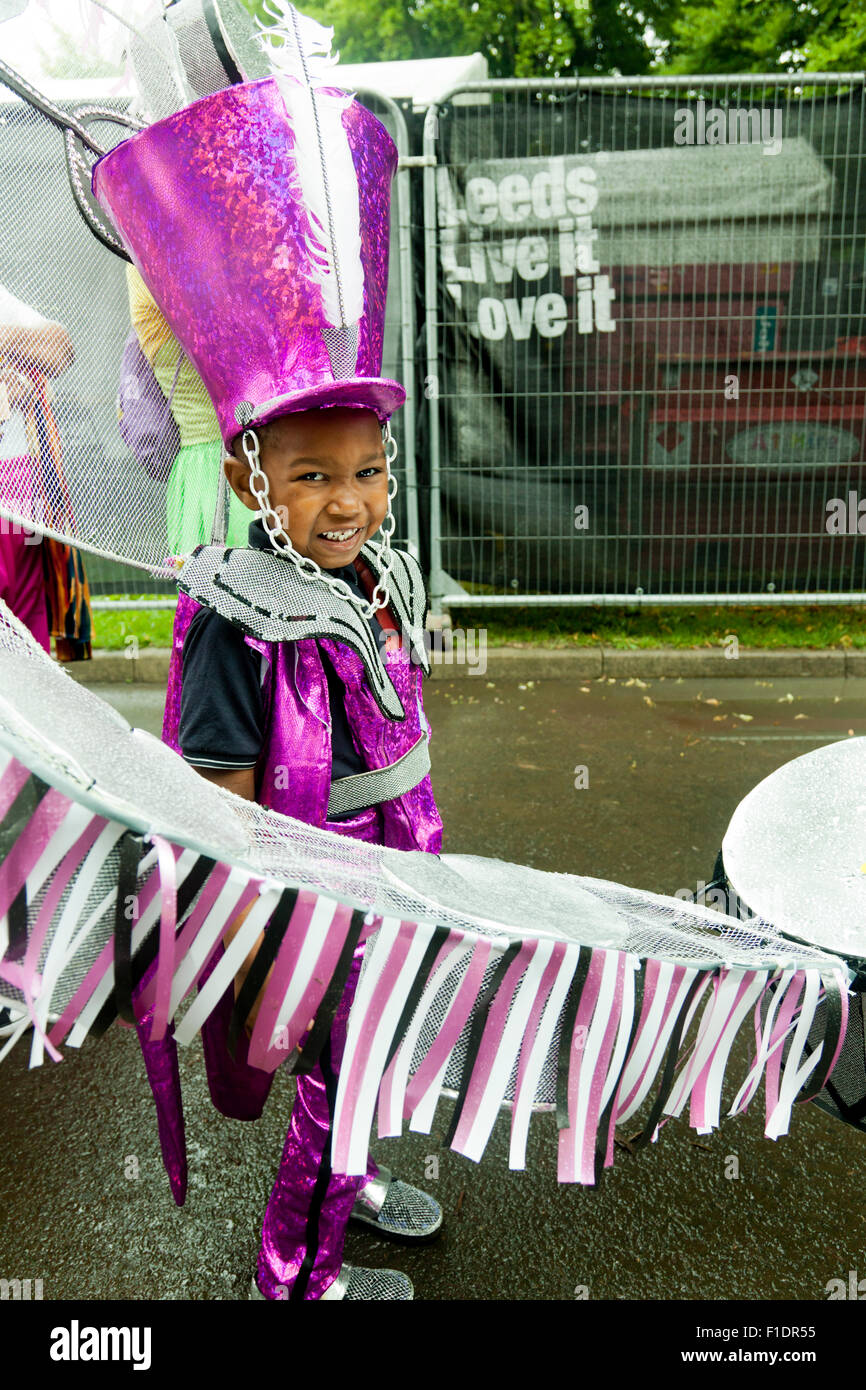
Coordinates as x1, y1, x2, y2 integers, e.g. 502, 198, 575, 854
178, 607, 265, 770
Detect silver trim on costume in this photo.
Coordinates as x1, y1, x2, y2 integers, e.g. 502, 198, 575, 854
327, 739, 429, 818
351, 1165, 392, 1221
177, 541, 430, 720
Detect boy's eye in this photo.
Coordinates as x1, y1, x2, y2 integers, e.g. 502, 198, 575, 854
290, 466, 383, 482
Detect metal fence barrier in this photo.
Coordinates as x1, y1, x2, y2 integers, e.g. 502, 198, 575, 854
5, 72, 866, 616
422, 75, 866, 610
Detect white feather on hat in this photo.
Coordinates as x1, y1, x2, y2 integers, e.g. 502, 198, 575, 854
257, 2, 365, 349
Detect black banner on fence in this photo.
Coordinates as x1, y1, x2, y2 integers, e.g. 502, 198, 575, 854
431, 86, 866, 596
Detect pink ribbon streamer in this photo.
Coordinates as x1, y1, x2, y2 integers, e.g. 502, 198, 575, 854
764, 970, 805, 1124
405, 938, 493, 1121
377, 930, 467, 1137
135, 861, 232, 1015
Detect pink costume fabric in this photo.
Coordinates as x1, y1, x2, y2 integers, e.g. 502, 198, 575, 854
159, 575, 443, 1297
0, 454, 48, 651
0, 522, 49, 652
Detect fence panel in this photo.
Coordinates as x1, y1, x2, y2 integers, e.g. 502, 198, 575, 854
423, 75, 866, 608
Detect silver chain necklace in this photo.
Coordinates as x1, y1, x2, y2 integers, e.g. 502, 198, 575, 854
240, 419, 399, 620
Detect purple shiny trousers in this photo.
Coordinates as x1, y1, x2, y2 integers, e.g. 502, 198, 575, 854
256, 802, 383, 1301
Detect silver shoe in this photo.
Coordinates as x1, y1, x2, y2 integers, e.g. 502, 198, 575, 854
250, 1262, 413, 1301
350, 1164, 443, 1244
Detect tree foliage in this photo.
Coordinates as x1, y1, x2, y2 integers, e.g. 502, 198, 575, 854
653, 0, 866, 75
241, 0, 866, 76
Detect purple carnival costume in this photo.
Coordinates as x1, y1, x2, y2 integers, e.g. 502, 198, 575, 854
0, 3, 862, 1314
90, 3, 443, 1300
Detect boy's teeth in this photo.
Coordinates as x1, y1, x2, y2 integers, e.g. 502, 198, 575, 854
321, 529, 358, 540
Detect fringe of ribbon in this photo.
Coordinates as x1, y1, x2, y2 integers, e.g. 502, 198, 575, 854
0, 755, 851, 1183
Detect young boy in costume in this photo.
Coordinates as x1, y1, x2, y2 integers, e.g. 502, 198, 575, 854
93, 34, 443, 1302
173, 403, 444, 1303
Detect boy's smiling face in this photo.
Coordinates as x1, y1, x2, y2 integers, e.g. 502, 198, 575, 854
225, 406, 389, 569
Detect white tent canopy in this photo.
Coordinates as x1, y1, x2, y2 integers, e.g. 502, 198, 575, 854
332, 52, 489, 111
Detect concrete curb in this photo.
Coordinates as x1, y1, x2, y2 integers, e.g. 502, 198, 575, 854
62, 644, 863, 684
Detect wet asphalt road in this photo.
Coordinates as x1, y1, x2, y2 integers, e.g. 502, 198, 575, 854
3, 669, 866, 1303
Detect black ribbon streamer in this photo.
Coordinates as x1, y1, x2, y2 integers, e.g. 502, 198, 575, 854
380, 924, 453, 1077
113, 831, 147, 1024
555, 947, 592, 1131
92, 853, 217, 1037
227, 887, 299, 1061
291, 909, 368, 1076
794, 967, 846, 1105
443, 940, 524, 1149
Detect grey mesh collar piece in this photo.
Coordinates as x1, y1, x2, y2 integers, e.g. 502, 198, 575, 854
327, 735, 429, 818
177, 541, 430, 721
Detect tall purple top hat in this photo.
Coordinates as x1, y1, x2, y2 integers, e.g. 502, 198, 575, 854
91, 70, 405, 450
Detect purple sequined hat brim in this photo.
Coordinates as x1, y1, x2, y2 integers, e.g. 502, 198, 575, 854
235, 376, 406, 447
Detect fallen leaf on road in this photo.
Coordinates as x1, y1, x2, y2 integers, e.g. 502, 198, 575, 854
794, 713, 808, 720
778, 693, 794, 703
734, 713, 753, 722
643, 695, 654, 707
712, 714, 726, 722
700, 696, 722, 706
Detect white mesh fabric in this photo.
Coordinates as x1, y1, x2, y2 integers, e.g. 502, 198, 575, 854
0, 598, 850, 1107
0, 596, 844, 973
0, 84, 181, 577
0, 3, 399, 587
0, 4, 247, 578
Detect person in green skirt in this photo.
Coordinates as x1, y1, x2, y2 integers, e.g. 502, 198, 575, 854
126, 264, 250, 554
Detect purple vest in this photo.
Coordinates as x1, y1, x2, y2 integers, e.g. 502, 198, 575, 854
162, 591, 442, 854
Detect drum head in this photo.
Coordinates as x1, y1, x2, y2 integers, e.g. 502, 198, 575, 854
722, 736, 866, 957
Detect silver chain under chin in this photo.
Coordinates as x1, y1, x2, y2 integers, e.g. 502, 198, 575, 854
241, 419, 399, 620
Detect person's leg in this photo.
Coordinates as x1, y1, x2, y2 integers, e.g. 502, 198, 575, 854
256, 942, 369, 1300
254, 802, 441, 1300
